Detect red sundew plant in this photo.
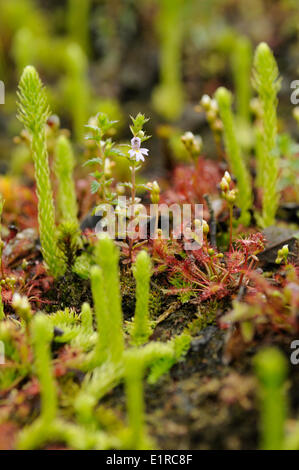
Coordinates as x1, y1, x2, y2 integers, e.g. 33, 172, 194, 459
160, 157, 223, 207
152, 231, 266, 303
1, 261, 54, 311
0, 224, 54, 311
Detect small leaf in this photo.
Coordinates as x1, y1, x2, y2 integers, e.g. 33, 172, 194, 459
83, 157, 103, 167
89, 171, 104, 179
90, 180, 101, 194
121, 182, 133, 189
136, 183, 151, 191
106, 147, 126, 158
84, 124, 99, 132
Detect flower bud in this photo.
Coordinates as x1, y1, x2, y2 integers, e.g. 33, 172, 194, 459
200, 94, 211, 110
152, 181, 160, 193
224, 171, 231, 183
211, 119, 223, 133
281, 244, 289, 256
150, 180, 160, 204
181, 132, 202, 158
47, 114, 60, 130
137, 130, 145, 140
202, 220, 209, 234
21, 259, 29, 270
206, 109, 217, 123
12, 293, 30, 312
181, 131, 194, 148
220, 179, 229, 192
226, 190, 237, 204
210, 99, 218, 113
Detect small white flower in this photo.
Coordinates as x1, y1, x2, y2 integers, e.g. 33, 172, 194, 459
128, 137, 149, 162
12, 293, 30, 311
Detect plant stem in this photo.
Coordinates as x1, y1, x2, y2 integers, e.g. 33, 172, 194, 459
129, 164, 136, 261
229, 205, 233, 252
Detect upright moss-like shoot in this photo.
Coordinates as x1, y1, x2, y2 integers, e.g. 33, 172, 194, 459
95, 236, 124, 364
16, 316, 54, 449
54, 135, 78, 227
64, 43, 89, 141
80, 302, 93, 332
232, 36, 252, 125
152, 0, 185, 120
31, 314, 57, 423
17, 66, 65, 277
215, 87, 252, 225
125, 352, 150, 450
90, 265, 109, 366
253, 42, 281, 227
17, 314, 57, 449
254, 347, 288, 450
131, 251, 152, 346
67, 0, 91, 55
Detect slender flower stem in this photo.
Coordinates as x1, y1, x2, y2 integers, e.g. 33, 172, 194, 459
129, 164, 136, 261
131, 165, 136, 205
229, 205, 233, 252
97, 140, 107, 202
154, 205, 159, 238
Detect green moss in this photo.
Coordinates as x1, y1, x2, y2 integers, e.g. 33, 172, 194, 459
186, 301, 218, 335
51, 271, 92, 312
120, 270, 164, 321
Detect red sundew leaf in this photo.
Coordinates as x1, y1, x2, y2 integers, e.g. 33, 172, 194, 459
246, 270, 276, 295
23, 379, 40, 398
55, 345, 83, 367
151, 238, 178, 266
192, 248, 212, 265
200, 283, 229, 302
54, 363, 68, 378
226, 250, 245, 274
1, 289, 13, 303
235, 232, 266, 256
